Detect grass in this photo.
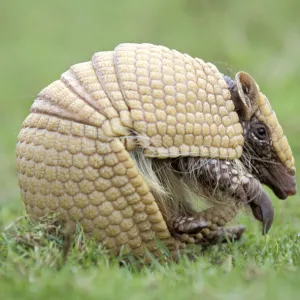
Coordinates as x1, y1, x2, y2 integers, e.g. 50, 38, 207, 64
1, 0, 300, 299
1, 212, 300, 300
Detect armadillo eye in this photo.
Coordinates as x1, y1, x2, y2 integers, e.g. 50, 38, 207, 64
256, 126, 267, 140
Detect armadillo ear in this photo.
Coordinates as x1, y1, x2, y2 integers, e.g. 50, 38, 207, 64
235, 72, 260, 120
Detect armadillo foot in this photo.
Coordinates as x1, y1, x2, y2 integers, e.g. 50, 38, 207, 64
172, 216, 209, 235
173, 221, 246, 246
172, 202, 240, 237
194, 225, 246, 245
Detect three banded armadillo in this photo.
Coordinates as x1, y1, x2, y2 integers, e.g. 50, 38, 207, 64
16, 43, 296, 258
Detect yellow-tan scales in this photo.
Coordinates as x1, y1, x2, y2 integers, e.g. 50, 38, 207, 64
16, 43, 294, 258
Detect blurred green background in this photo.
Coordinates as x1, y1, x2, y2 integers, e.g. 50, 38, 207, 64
1, 0, 300, 299
1, 0, 299, 219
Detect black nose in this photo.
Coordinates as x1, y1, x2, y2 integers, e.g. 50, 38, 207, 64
287, 185, 297, 196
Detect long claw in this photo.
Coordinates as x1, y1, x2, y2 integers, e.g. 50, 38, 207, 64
250, 189, 274, 235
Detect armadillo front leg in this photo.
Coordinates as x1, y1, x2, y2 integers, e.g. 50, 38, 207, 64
172, 202, 239, 235
172, 202, 245, 245
171, 158, 273, 243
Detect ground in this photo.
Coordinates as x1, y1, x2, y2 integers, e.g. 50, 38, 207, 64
1, 1, 300, 299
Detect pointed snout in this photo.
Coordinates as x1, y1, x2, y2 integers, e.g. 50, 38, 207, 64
274, 173, 297, 200
261, 164, 297, 200
285, 166, 297, 196
286, 179, 297, 197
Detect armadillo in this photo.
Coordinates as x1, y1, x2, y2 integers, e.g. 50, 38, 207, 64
16, 43, 297, 258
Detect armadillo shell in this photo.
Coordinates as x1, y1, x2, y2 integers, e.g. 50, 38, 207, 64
16, 43, 244, 257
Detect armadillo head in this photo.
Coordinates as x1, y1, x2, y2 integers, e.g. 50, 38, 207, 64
229, 72, 296, 200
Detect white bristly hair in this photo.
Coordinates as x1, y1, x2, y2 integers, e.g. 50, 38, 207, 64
128, 148, 247, 223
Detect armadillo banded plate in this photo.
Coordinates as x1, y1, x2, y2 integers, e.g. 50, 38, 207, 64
114, 43, 244, 159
